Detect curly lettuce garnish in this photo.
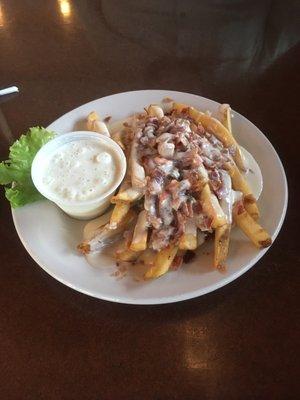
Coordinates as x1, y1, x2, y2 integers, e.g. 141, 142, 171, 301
0, 127, 55, 208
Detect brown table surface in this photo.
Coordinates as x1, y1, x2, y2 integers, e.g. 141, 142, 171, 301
0, 1, 299, 399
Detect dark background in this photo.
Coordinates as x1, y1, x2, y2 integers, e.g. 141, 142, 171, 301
0, 1, 299, 399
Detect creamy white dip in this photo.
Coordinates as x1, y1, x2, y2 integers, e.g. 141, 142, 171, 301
42, 139, 119, 202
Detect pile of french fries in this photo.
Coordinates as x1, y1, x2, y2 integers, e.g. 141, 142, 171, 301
78, 101, 272, 279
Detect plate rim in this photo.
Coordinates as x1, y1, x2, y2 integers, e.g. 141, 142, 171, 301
11, 90, 288, 305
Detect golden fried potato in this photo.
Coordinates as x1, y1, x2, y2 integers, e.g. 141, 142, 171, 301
144, 246, 178, 279
233, 202, 271, 248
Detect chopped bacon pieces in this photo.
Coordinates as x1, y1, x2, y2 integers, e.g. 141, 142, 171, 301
132, 112, 232, 250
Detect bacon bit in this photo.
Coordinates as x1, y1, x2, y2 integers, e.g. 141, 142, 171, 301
123, 122, 130, 127
197, 124, 205, 135
177, 148, 202, 169
209, 169, 223, 194
206, 217, 213, 229
150, 168, 165, 182
103, 116, 112, 123
184, 170, 202, 192
174, 210, 186, 241
181, 201, 189, 217
183, 250, 196, 263
190, 122, 198, 132
153, 156, 169, 165
236, 201, 245, 215
181, 107, 190, 115
141, 155, 149, 165
193, 201, 203, 214
158, 191, 169, 203
146, 137, 156, 148
166, 179, 179, 192
77, 243, 90, 254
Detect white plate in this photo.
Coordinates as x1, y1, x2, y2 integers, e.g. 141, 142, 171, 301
12, 90, 288, 304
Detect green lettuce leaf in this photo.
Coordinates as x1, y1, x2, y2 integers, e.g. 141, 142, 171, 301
0, 127, 55, 208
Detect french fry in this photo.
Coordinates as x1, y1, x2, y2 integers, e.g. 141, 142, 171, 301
83, 209, 113, 241
173, 103, 245, 170
144, 245, 178, 279
179, 219, 197, 250
117, 249, 140, 261
79, 101, 270, 280
111, 157, 143, 205
111, 130, 126, 150
87, 111, 110, 137
214, 224, 230, 269
233, 202, 272, 248
111, 186, 143, 203
137, 248, 156, 266
226, 162, 260, 220
200, 183, 227, 228
109, 117, 134, 150
108, 117, 133, 135
222, 105, 248, 173
78, 210, 136, 254
130, 210, 148, 251
223, 106, 232, 133
179, 234, 197, 250
115, 239, 141, 262
109, 202, 131, 229
109, 177, 132, 228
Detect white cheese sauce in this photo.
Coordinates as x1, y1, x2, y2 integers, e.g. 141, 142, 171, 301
43, 139, 119, 202
240, 146, 263, 200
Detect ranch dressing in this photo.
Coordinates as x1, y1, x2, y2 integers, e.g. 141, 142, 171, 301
43, 139, 119, 203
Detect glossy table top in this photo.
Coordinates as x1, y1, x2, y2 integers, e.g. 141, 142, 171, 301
0, 1, 299, 399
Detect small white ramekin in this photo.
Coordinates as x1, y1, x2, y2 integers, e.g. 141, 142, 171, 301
31, 131, 126, 219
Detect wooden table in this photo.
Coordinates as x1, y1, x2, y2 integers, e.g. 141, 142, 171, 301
0, 1, 299, 399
